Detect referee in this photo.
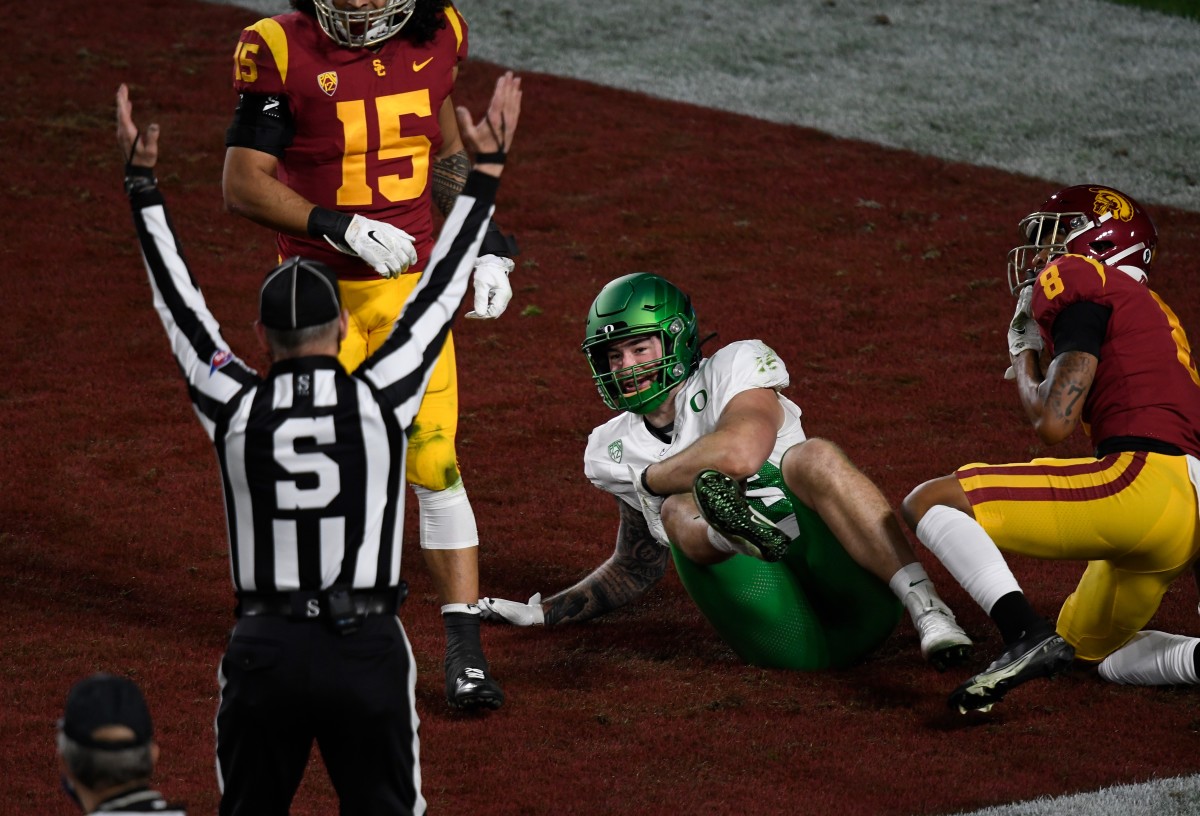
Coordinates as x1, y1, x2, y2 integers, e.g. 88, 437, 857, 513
116, 74, 522, 816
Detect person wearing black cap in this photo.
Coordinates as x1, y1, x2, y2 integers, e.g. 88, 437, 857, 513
115, 71, 520, 815
56, 673, 185, 814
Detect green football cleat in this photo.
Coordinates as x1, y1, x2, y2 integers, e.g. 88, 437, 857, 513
692, 469, 791, 562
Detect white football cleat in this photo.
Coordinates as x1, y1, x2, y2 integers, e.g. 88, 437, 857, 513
914, 604, 974, 672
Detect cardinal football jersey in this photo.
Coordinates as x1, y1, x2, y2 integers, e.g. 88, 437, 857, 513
232, 8, 468, 279
1031, 254, 1200, 456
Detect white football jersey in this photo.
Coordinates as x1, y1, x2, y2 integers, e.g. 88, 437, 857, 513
583, 339, 807, 540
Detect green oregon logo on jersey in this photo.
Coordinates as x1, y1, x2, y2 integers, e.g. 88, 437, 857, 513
756, 348, 779, 373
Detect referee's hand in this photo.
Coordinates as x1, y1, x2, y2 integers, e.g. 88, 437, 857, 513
456, 71, 522, 176
116, 83, 159, 170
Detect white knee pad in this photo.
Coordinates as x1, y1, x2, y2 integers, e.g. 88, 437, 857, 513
413, 479, 479, 550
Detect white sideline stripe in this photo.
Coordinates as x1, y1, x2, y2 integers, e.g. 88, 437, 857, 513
200, 3, 1200, 814
943, 775, 1200, 816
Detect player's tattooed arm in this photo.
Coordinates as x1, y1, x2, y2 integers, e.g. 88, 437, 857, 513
1026, 350, 1097, 444
432, 150, 469, 216
542, 499, 671, 626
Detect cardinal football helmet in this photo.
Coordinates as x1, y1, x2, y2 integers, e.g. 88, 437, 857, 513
582, 273, 701, 414
311, 0, 416, 48
1007, 184, 1157, 294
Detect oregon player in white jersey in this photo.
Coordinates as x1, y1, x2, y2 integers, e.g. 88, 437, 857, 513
480, 273, 971, 671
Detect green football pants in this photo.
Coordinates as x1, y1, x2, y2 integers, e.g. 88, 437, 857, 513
671, 502, 900, 669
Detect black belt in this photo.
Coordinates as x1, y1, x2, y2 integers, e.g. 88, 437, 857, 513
236, 585, 406, 621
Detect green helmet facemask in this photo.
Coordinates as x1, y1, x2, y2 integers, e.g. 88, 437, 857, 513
582, 273, 701, 414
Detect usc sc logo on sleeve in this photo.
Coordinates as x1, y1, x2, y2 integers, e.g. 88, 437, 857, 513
317, 71, 338, 96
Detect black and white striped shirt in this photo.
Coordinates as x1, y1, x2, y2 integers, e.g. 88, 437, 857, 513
129, 173, 499, 594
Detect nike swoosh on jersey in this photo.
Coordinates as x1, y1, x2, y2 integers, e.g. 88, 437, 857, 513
412, 57, 434, 72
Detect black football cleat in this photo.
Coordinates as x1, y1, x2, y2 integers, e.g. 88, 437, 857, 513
950, 631, 1075, 713
446, 661, 504, 711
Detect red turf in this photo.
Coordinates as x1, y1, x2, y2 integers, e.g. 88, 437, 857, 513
5, 1, 1200, 814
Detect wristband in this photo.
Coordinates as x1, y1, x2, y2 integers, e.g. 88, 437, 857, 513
640, 467, 663, 497
124, 164, 157, 196
307, 206, 353, 241
477, 114, 509, 165
481, 219, 520, 257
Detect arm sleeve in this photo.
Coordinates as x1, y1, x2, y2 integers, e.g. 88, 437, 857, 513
1051, 301, 1110, 359
225, 92, 295, 156
128, 184, 259, 440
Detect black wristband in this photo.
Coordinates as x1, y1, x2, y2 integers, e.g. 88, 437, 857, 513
480, 219, 520, 257
474, 151, 506, 165
307, 206, 353, 242
124, 164, 157, 196
640, 467, 663, 497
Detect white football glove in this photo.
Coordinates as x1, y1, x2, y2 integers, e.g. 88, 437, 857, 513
325, 214, 417, 279
1005, 284, 1043, 378
478, 593, 543, 626
629, 465, 669, 546
465, 254, 515, 319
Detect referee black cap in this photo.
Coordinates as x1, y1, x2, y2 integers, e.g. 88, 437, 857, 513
260, 257, 341, 330
60, 673, 154, 750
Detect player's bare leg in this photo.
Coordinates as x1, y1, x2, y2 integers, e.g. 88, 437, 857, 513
663, 493, 741, 565
782, 439, 972, 670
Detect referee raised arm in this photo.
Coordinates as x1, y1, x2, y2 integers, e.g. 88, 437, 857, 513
116, 74, 521, 816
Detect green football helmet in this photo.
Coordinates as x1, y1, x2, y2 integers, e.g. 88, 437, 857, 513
582, 273, 701, 414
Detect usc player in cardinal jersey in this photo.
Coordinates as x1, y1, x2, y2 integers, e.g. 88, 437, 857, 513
903, 185, 1200, 713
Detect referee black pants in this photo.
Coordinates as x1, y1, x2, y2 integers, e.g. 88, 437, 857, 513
216, 613, 424, 816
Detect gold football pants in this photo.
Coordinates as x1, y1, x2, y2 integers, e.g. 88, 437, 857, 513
958, 451, 1200, 661
338, 275, 461, 491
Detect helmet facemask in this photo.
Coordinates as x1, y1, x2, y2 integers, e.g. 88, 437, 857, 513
312, 0, 416, 48
1006, 211, 1079, 294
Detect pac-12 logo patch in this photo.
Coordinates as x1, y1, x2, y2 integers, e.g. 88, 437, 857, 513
209, 349, 234, 376
317, 71, 338, 96
608, 440, 623, 463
